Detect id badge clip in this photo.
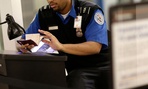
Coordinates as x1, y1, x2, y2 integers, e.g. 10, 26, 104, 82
74, 16, 82, 28
74, 16, 83, 37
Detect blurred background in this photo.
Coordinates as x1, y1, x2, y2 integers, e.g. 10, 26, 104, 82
0, 0, 148, 50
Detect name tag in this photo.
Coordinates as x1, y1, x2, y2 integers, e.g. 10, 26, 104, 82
48, 26, 58, 30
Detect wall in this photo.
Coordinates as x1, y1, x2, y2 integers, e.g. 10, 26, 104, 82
0, 0, 49, 51
21, 0, 47, 29
0, 11, 4, 50
104, 0, 118, 29
0, 0, 23, 51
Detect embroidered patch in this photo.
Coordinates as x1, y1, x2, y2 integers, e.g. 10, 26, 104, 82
94, 12, 104, 25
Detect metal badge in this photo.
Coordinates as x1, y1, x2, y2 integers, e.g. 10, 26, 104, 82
76, 28, 83, 37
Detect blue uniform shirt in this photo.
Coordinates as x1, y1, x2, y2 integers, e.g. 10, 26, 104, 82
22, 4, 108, 50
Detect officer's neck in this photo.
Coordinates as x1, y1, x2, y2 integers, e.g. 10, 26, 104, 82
60, 0, 72, 14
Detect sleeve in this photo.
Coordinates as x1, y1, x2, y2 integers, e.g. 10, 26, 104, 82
85, 9, 108, 50
21, 13, 41, 39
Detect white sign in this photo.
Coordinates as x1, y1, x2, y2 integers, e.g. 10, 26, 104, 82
112, 18, 148, 89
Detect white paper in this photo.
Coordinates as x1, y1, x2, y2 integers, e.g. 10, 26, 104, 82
26, 33, 40, 45
25, 34, 58, 54
31, 41, 59, 54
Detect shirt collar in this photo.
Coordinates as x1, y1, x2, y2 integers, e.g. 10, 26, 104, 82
56, 3, 77, 19
69, 5, 77, 18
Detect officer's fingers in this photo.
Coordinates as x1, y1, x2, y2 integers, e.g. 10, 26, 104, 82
20, 45, 26, 49
20, 44, 29, 49
24, 43, 30, 46
38, 30, 52, 37
27, 45, 35, 49
19, 48, 29, 53
38, 29, 46, 34
42, 38, 51, 45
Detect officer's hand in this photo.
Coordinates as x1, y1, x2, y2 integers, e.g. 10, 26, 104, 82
38, 29, 63, 51
17, 43, 35, 53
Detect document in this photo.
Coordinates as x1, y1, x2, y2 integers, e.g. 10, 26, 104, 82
18, 33, 58, 54
31, 41, 59, 54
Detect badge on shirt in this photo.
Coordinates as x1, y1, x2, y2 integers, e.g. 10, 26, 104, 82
94, 12, 104, 25
74, 16, 83, 37
76, 28, 83, 37
74, 16, 82, 28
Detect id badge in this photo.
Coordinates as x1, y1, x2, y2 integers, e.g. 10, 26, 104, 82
74, 16, 82, 28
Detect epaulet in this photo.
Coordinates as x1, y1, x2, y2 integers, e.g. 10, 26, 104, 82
75, 0, 103, 15
39, 5, 50, 12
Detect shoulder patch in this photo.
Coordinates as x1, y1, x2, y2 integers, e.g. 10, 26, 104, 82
94, 12, 104, 25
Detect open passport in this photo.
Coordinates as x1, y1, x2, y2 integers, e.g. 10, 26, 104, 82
17, 33, 59, 54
